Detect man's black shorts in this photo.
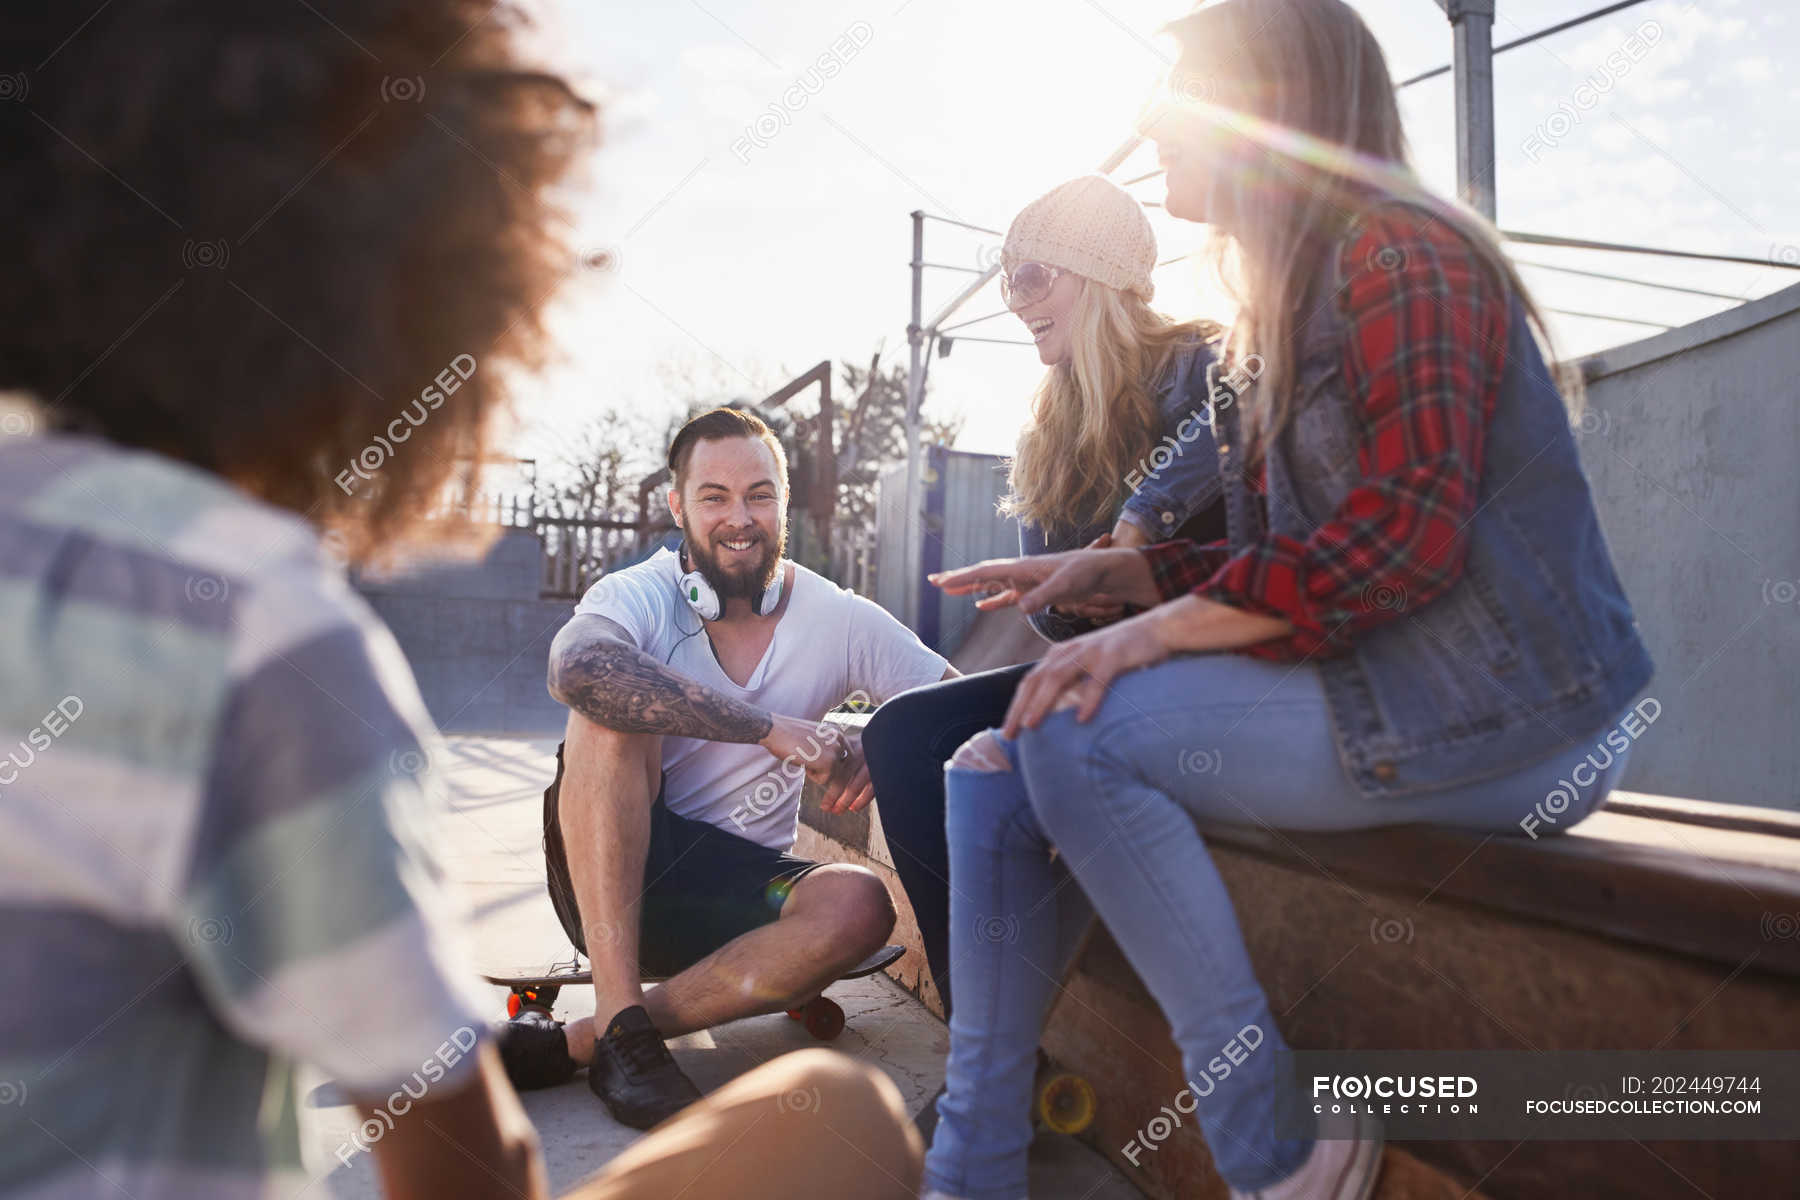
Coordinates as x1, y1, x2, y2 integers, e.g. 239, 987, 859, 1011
542, 740, 826, 979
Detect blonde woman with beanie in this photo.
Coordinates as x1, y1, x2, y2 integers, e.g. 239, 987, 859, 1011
1002, 173, 1232, 599
924, 1, 1654, 1198
861, 174, 1233, 1023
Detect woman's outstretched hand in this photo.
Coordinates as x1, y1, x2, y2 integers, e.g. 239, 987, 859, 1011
928, 546, 1159, 615
1051, 532, 1128, 622
1001, 609, 1174, 735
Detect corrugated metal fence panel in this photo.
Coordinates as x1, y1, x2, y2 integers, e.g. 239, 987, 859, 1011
873, 448, 1017, 654
930, 450, 1016, 655
875, 459, 913, 627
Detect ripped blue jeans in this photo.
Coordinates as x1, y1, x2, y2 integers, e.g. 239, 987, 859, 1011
923, 652, 1633, 1199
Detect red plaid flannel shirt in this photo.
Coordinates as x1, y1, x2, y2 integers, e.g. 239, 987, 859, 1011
1140, 209, 1509, 661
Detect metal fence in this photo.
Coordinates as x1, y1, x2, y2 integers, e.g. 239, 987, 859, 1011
423, 457, 881, 603
535, 515, 674, 601
877, 446, 1014, 653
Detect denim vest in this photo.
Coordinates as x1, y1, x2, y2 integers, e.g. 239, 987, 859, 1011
1206, 230, 1655, 800
1020, 340, 1224, 641
1119, 339, 1227, 539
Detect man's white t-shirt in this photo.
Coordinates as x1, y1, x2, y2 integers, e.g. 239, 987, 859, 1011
571, 547, 948, 850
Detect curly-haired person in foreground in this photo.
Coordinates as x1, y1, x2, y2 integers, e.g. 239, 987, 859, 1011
0, 4, 919, 1199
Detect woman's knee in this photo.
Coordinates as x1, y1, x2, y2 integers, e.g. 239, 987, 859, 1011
861, 689, 930, 771
944, 731, 1041, 849
1012, 711, 1122, 831
948, 729, 1011, 773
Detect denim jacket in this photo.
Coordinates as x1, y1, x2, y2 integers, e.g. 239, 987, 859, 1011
1019, 339, 1223, 641
1210, 217, 1654, 799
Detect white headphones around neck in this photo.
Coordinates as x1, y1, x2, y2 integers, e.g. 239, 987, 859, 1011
675, 538, 783, 621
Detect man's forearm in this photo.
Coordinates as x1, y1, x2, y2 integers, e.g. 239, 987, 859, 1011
550, 637, 773, 743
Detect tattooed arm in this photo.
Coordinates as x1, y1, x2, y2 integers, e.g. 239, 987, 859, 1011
547, 613, 774, 743
548, 613, 861, 799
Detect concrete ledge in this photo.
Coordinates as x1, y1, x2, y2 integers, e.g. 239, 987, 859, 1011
1205, 794, 1800, 980
1051, 811, 1800, 1199
1579, 276, 1800, 381
795, 712, 947, 1018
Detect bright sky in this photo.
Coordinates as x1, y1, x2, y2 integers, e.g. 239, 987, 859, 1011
504, 0, 1798, 468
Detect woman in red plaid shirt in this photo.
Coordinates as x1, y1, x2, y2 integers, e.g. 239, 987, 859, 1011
918, 3, 1654, 1199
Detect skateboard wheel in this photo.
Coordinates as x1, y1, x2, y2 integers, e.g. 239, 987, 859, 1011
506, 984, 560, 1020
1034, 1069, 1097, 1135
801, 997, 845, 1041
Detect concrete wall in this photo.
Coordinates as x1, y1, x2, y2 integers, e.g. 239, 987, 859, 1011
1577, 279, 1800, 808
353, 527, 573, 735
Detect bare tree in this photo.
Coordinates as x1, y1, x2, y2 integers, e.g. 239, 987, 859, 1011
539, 353, 963, 590
542, 405, 659, 521
816, 355, 963, 539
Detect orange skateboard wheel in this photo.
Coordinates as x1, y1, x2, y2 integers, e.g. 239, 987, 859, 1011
800, 996, 845, 1041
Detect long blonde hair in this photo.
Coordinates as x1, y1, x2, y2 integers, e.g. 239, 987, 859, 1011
1003, 281, 1218, 533
1160, 0, 1576, 464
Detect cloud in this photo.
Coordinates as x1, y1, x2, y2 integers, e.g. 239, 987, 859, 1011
678, 42, 786, 150
1739, 57, 1775, 84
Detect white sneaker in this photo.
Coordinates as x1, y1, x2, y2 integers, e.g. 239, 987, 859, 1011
919, 1192, 969, 1200
1229, 1108, 1383, 1200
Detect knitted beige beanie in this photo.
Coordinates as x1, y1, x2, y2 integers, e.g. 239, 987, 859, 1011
1001, 174, 1157, 302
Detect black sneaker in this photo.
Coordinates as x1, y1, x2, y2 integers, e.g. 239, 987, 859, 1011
492, 1007, 577, 1091
587, 1005, 703, 1129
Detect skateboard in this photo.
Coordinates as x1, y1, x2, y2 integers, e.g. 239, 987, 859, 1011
481, 943, 908, 1041
781, 943, 906, 1040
